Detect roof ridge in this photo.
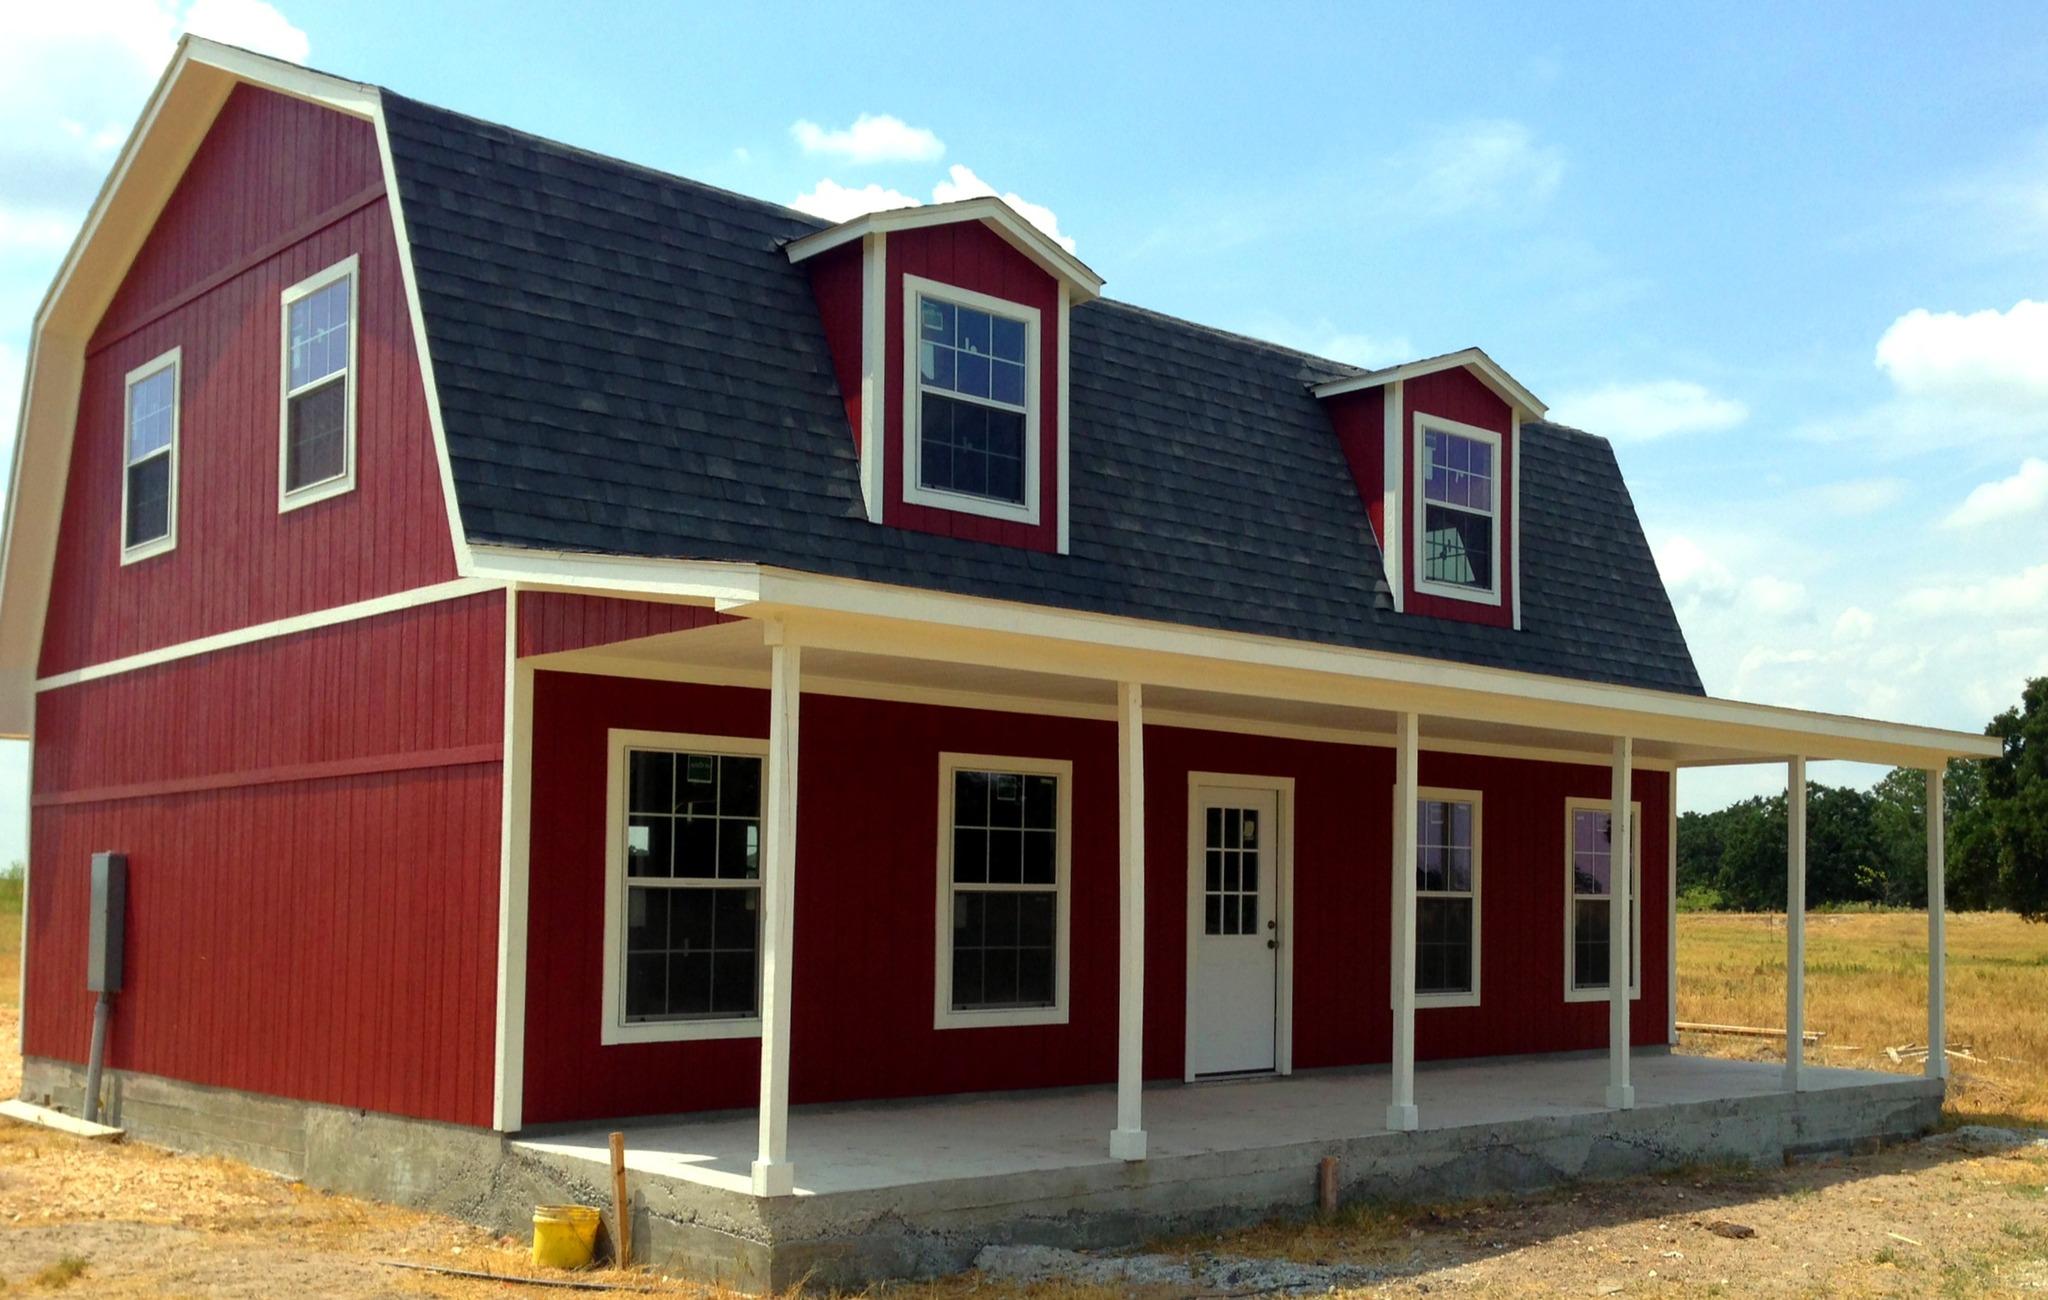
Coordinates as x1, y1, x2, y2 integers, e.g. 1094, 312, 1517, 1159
380, 89, 832, 233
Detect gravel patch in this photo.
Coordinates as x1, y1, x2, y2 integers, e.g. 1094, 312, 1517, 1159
974, 1243, 1386, 1294
1923, 1124, 2048, 1150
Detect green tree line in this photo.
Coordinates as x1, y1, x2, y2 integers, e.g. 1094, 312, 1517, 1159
1678, 677, 2048, 919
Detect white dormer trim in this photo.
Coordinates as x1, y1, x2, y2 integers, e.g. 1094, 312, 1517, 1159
1382, 378, 1404, 613
1510, 410, 1523, 631
1410, 413, 1504, 608
785, 196, 1105, 304
1313, 346, 1546, 422
858, 231, 886, 522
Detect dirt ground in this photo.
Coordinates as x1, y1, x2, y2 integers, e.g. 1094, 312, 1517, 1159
1, 911, 2044, 1296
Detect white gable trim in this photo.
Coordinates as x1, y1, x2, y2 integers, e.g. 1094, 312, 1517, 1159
1313, 346, 1547, 421
784, 196, 1105, 303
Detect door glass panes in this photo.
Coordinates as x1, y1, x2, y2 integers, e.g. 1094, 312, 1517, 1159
1203, 804, 1261, 936
621, 748, 763, 1021
950, 768, 1059, 1010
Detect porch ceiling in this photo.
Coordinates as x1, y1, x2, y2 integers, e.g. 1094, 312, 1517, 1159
518, 615, 1986, 771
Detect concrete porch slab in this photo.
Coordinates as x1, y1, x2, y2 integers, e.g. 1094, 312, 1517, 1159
512, 1051, 1944, 1290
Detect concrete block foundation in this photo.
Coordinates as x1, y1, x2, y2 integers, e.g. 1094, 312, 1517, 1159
18, 1052, 1944, 1293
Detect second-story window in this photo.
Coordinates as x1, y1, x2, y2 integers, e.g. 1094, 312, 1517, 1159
1414, 419, 1501, 603
121, 348, 180, 563
904, 276, 1040, 524
279, 256, 358, 509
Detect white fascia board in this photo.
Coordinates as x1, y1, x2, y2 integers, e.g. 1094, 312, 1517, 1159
738, 566, 1999, 766
784, 196, 1105, 302
464, 544, 764, 606
1313, 346, 1547, 421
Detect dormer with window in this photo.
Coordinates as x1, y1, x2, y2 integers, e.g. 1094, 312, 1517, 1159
788, 198, 1103, 553
1315, 349, 1546, 629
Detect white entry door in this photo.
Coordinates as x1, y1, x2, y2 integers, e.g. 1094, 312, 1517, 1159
1189, 785, 1281, 1076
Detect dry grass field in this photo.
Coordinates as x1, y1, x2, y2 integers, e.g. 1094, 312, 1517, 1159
0, 905, 2042, 1296
1678, 910, 2048, 1126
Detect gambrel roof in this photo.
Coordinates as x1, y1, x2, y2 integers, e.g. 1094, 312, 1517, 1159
379, 94, 1704, 695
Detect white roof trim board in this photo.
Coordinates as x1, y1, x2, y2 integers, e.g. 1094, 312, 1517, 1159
783, 196, 1106, 303
1311, 346, 1548, 421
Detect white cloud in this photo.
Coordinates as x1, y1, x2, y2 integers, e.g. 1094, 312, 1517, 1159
789, 178, 920, 223
1899, 563, 2048, 618
1832, 606, 1875, 642
791, 164, 1077, 253
1807, 477, 1905, 517
931, 165, 1075, 252
180, 0, 310, 61
0, 210, 77, 251
790, 113, 943, 165
1876, 299, 2048, 403
1395, 120, 1564, 219
1940, 457, 2048, 529
1547, 379, 1747, 442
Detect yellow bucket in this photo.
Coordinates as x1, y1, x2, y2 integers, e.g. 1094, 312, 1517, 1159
531, 1204, 601, 1269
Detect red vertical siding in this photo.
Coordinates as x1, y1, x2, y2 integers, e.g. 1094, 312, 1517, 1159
23, 593, 505, 1127
882, 223, 1063, 551
804, 242, 865, 456
1400, 369, 1516, 627
39, 85, 456, 678
1326, 387, 1387, 546
519, 671, 1670, 1125
517, 592, 733, 658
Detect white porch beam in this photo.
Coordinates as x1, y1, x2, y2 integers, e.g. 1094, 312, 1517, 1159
1110, 682, 1148, 1161
1926, 765, 1948, 1081
1785, 755, 1807, 1092
752, 629, 802, 1196
1606, 736, 1635, 1111
1387, 711, 1420, 1131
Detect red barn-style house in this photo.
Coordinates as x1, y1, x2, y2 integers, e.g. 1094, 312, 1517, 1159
0, 40, 2000, 1289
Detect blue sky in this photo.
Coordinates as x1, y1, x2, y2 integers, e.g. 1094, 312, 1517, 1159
2, 2, 2046, 864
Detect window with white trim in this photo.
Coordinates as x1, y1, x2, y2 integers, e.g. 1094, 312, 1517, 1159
935, 754, 1070, 1028
121, 349, 179, 562
279, 256, 358, 508
1565, 799, 1641, 999
1414, 417, 1500, 602
602, 730, 767, 1043
904, 276, 1040, 524
1415, 789, 1480, 1003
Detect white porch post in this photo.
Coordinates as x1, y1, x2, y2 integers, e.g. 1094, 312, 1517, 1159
1606, 736, 1635, 1111
1110, 681, 1148, 1161
1785, 755, 1807, 1091
752, 629, 802, 1196
1387, 711, 1420, 1132
1926, 765, 1948, 1081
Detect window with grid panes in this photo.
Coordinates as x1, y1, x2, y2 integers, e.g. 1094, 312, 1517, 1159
1202, 804, 1263, 935
1415, 796, 1477, 997
915, 292, 1031, 506
945, 767, 1059, 1011
621, 748, 763, 1022
1418, 423, 1497, 595
1568, 804, 1639, 993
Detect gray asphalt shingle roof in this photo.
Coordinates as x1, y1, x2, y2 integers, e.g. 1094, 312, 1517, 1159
380, 92, 1703, 696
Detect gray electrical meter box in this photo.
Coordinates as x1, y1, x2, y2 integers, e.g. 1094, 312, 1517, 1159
88, 852, 127, 995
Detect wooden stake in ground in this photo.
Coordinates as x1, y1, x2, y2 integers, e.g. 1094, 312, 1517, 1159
609, 1131, 630, 1268
1316, 1156, 1339, 1218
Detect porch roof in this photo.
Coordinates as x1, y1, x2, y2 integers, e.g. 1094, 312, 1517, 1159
497, 556, 2000, 770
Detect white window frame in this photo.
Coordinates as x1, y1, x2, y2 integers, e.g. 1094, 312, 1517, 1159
933, 751, 1072, 1030
278, 255, 360, 512
900, 274, 1042, 527
120, 347, 181, 564
1411, 412, 1503, 606
1563, 796, 1643, 1003
1412, 785, 1483, 1009
600, 728, 769, 1045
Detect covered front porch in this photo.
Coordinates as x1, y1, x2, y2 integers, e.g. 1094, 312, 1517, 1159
493, 570, 1996, 1219
509, 1050, 1944, 1289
